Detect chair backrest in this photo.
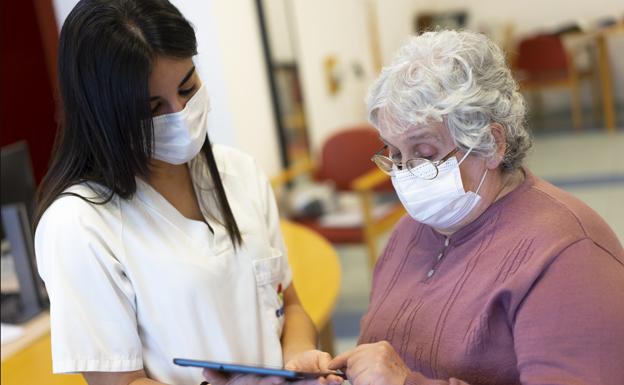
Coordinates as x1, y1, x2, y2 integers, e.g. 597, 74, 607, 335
314, 126, 392, 191
514, 34, 570, 81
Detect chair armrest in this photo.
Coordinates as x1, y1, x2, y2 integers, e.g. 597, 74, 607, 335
270, 157, 315, 190
351, 168, 390, 192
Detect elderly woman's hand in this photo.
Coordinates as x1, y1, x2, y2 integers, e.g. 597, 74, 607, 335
328, 341, 411, 385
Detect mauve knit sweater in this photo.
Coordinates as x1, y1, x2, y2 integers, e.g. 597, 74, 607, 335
358, 169, 624, 385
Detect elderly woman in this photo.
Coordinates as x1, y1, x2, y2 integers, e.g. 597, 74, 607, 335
328, 31, 624, 385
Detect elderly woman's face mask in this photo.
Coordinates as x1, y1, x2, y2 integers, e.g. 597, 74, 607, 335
391, 145, 488, 231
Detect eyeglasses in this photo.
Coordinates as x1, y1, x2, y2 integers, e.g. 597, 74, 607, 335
371, 145, 459, 180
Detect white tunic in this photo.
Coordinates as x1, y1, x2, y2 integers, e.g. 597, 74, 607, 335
35, 145, 291, 385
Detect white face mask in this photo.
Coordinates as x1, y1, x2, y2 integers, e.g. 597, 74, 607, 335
391, 148, 488, 232
151, 83, 210, 164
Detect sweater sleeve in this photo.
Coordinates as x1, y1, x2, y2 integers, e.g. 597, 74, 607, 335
512, 237, 624, 385
404, 371, 470, 385
405, 237, 624, 385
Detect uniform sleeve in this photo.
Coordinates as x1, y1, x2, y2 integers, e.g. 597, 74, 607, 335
254, 161, 293, 289
35, 197, 143, 373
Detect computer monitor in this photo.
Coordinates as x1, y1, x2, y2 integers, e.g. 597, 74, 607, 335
1, 141, 48, 323
1, 141, 36, 222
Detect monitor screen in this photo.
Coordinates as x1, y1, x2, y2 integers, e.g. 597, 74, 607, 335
1, 141, 47, 323
1, 141, 36, 222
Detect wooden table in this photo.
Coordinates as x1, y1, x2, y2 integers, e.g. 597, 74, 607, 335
1, 313, 87, 385
594, 24, 624, 132
280, 219, 342, 354
565, 23, 624, 132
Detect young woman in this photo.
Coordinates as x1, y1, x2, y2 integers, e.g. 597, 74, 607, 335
33, 1, 340, 384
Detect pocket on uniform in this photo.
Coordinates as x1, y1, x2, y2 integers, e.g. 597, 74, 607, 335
253, 249, 286, 333
252, 248, 283, 287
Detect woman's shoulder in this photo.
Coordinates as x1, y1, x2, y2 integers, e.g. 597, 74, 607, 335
192, 144, 268, 188
516, 171, 622, 258
34, 183, 127, 295
36, 182, 120, 235
212, 144, 257, 174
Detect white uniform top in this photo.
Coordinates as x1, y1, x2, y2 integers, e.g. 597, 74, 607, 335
35, 145, 292, 385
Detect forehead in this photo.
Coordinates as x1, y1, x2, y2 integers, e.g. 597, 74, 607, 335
148, 56, 194, 93
378, 119, 453, 147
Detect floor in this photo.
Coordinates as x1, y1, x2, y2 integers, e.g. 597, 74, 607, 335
330, 127, 624, 354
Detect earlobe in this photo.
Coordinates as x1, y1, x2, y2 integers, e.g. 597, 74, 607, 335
486, 123, 507, 170
485, 153, 504, 170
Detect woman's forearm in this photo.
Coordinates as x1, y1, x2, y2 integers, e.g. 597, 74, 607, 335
129, 378, 170, 385
281, 286, 318, 363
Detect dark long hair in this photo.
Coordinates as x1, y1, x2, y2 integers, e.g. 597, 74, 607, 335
34, 0, 242, 247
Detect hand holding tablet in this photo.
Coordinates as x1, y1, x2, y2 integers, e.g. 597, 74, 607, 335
173, 358, 346, 382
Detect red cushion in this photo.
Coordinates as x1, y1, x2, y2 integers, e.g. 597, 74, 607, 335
314, 126, 393, 192
515, 34, 570, 81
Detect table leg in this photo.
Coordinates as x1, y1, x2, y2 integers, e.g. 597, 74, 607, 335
596, 34, 616, 132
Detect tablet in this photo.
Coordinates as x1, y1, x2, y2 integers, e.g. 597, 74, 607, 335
173, 358, 346, 381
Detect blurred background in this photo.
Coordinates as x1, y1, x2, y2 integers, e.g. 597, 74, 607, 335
1, 1, 623, 383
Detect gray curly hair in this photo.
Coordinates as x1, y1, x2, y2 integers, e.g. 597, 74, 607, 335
367, 30, 531, 172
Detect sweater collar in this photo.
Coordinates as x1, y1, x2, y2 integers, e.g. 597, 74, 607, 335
426, 167, 535, 246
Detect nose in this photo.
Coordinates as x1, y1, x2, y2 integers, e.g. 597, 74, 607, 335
394, 152, 411, 170
400, 154, 409, 169
170, 97, 187, 113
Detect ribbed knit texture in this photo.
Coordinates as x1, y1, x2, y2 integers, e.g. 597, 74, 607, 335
359, 169, 624, 385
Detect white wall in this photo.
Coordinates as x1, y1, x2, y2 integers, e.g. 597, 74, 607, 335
52, 0, 282, 175
374, 0, 426, 67
290, 0, 378, 152
202, 1, 281, 175
429, 0, 623, 37
372, 0, 624, 112
373, 0, 623, 62
263, 0, 295, 63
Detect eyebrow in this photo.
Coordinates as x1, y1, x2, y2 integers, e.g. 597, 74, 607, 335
149, 66, 196, 101
178, 66, 196, 87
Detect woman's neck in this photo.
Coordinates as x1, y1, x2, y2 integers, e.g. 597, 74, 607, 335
144, 159, 206, 223
494, 167, 526, 203
145, 159, 192, 192
435, 167, 526, 237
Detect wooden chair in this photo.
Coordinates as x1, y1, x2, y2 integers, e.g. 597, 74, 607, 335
271, 126, 405, 270
513, 33, 595, 131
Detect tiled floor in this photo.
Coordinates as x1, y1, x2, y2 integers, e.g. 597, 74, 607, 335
330, 128, 624, 354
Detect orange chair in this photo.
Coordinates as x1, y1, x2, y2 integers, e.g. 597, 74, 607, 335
513, 33, 594, 131
271, 126, 405, 270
